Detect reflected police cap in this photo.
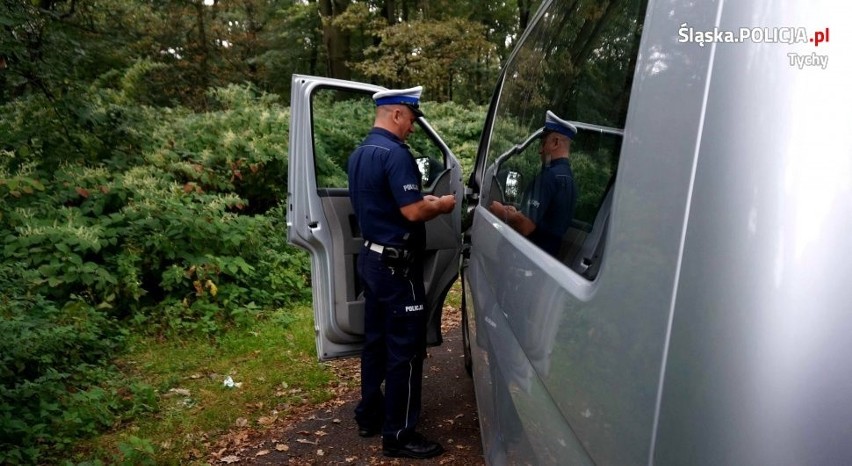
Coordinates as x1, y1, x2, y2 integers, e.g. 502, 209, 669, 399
544, 110, 577, 140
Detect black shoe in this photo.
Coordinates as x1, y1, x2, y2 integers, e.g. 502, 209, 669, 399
357, 425, 380, 438
383, 433, 445, 459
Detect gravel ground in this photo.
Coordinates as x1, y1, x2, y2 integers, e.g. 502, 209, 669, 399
210, 306, 485, 465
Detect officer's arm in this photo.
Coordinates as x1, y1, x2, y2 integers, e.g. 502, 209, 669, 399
489, 201, 536, 236
400, 195, 455, 222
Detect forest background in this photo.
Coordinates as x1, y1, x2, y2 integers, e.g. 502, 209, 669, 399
0, 0, 543, 463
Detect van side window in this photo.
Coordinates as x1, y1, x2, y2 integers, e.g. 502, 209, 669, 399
482, 0, 646, 279
311, 88, 447, 191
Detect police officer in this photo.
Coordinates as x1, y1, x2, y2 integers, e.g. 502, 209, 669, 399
490, 110, 578, 257
347, 85, 456, 459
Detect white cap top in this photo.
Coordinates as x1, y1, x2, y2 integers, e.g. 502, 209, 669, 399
373, 86, 424, 116
544, 110, 577, 140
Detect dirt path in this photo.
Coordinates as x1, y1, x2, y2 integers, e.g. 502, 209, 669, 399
210, 307, 485, 465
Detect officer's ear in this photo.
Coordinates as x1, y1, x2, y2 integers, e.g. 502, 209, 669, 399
392, 106, 405, 123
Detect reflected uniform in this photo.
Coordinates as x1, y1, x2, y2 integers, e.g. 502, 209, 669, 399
347, 126, 428, 442
521, 158, 577, 257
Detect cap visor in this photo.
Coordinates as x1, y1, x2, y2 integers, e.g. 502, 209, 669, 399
406, 104, 424, 117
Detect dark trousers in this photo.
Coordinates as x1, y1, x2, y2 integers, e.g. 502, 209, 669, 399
354, 246, 427, 441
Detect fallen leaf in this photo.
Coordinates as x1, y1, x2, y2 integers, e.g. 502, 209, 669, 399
167, 388, 191, 397
332, 418, 342, 424
275, 444, 289, 452
314, 430, 328, 437
296, 438, 317, 445
255, 450, 270, 457
345, 457, 357, 463
220, 455, 240, 464
257, 416, 277, 426
317, 449, 324, 456
235, 417, 248, 427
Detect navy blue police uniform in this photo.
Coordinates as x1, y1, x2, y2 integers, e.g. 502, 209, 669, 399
347, 126, 428, 442
522, 158, 577, 257
520, 110, 579, 257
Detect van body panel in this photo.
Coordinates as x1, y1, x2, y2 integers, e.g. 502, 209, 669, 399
465, 0, 724, 463
654, 3, 852, 464
467, 209, 596, 464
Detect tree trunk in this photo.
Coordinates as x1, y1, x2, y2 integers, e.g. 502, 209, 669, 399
193, 1, 211, 94
518, 0, 532, 31
318, 0, 352, 80
383, 0, 397, 25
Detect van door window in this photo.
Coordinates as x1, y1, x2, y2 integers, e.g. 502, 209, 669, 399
311, 88, 448, 191
311, 89, 374, 189
481, 0, 646, 280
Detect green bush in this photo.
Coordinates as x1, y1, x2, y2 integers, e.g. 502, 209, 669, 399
145, 85, 291, 213
0, 70, 310, 462
1, 60, 483, 461
1, 81, 308, 334
0, 266, 158, 464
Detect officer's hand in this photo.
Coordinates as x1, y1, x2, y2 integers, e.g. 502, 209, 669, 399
489, 201, 505, 217
489, 201, 515, 220
443, 194, 457, 213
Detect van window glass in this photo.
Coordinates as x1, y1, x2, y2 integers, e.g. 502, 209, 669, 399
311, 88, 446, 190
483, 0, 646, 278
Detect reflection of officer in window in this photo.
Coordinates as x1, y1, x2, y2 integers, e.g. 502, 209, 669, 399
347, 86, 455, 460
489, 110, 578, 257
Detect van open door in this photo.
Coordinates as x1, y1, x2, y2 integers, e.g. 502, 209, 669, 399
287, 75, 463, 361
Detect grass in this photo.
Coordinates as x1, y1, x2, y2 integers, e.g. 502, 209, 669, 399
72, 305, 343, 465
70, 280, 463, 465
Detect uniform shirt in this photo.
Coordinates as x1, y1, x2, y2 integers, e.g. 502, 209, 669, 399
348, 127, 426, 250
521, 158, 577, 257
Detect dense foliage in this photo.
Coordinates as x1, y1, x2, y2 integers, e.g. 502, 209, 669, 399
0, 71, 307, 463
0, 0, 538, 462
0, 73, 487, 465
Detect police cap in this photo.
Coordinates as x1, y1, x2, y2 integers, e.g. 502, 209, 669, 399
544, 110, 577, 140
373, 86, 424, 117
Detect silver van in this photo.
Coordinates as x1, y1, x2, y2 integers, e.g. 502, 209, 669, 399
288, 0, 852, 463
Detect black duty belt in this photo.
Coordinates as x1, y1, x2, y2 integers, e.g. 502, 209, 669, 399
364, 241, 411, 260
